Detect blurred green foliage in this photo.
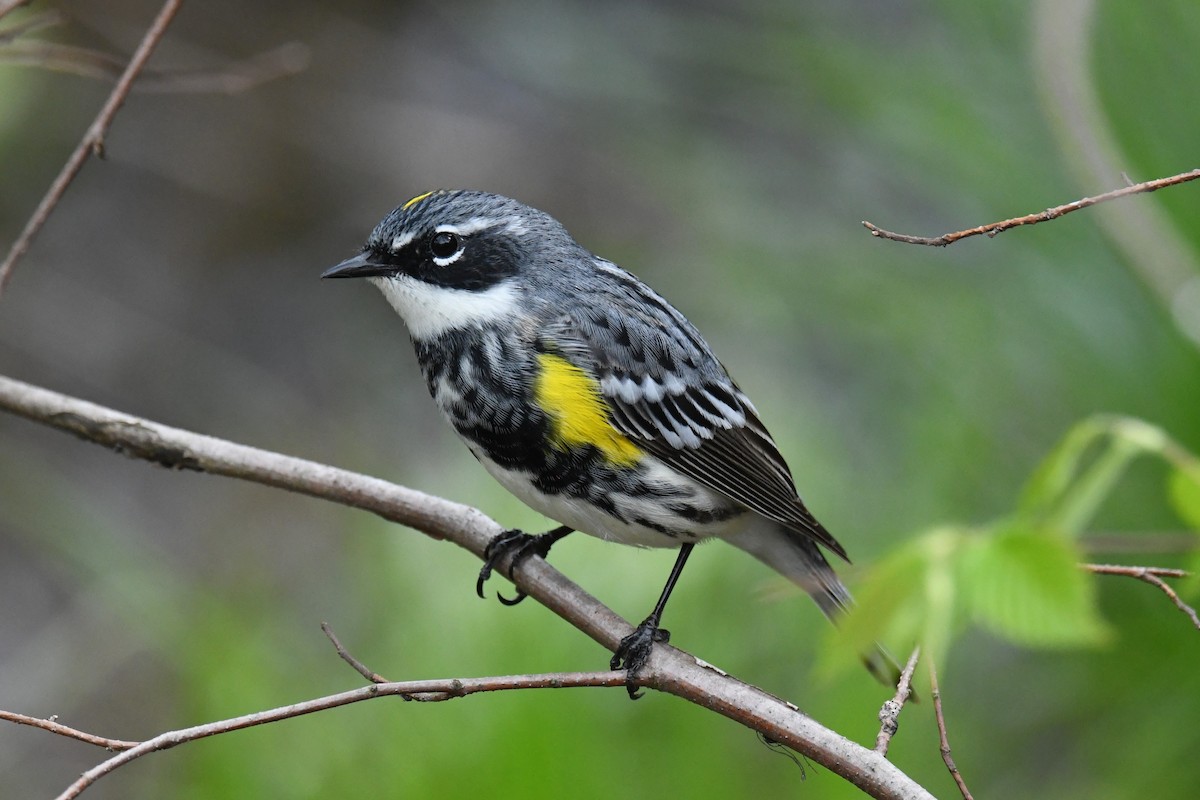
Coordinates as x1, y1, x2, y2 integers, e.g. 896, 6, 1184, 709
832, 416, 1200, 683
2, 1, 1199, 798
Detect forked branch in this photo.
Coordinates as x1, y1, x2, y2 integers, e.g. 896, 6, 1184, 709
1084, 563, 1199, 631
0, 374, 932, 800
0, 0, 183, 295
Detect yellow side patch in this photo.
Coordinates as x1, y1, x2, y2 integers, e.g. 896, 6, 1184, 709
534, 353, 642, 467
402, 190, 436, 210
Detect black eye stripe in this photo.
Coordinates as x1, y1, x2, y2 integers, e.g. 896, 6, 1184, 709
430, 231, 462, 259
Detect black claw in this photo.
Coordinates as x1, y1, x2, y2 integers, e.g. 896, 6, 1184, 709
611, 617, 669, 699
476, 529, 525, 599
496, 588, 528, 606
476, 527, 570, 604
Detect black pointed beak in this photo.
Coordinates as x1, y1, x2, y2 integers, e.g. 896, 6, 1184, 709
321, 251, 393, 280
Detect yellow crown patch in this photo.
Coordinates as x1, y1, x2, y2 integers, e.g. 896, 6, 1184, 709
402, 190, 437, 210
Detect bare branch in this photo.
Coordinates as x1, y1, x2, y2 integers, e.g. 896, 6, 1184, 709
0, 0, 183, 297
321, 622, 389, 684
862, 169, 1200, 247
0, 0, 33, 22
875, 646, 920, 756
0, 374, 933, 800
0, 710, 137, 751
0, 8, 64, 41
929, 658, 974, 800
48, 671, 641, 800
1084, 563, 1200, 631
0, 41, 310, 94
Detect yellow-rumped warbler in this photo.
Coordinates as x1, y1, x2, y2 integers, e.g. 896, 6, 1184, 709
324, 190, 895, 696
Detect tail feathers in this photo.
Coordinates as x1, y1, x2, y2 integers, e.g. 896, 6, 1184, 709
862, 644, 908, 691
723, 521, 906, 692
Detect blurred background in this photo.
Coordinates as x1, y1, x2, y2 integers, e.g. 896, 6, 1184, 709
2, 0, 1199, 797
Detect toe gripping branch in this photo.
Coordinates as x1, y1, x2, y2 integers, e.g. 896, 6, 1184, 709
476, 526, 573, 605
476, 530, 693, 702
609, 542, 695, 700
610, 615, 670, 699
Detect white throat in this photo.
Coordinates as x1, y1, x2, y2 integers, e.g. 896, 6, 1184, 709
368, 275, 521, 340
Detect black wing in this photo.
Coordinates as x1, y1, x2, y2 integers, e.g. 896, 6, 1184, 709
544, 262, 848, 561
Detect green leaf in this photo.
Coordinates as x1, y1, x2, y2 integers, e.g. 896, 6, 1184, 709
1168, 464, 1200, 531
959, 525, 1111, 647
1017, 418, 1105, 517
1019, 416, 1178, 537
1045, 434, 1142, 537
821, 526, 967, 679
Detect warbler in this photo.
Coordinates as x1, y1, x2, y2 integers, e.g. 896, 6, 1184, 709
323, 190, 895, 696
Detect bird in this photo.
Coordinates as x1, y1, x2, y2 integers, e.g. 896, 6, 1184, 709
323, 189, 897, 697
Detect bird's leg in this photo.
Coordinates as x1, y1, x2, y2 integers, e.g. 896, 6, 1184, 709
476, 525, 574, 605
611, 543, 695, 699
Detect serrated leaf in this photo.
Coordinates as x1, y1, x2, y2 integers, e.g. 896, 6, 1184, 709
1168, 464, 1200, 531
960, 525, 1110, 647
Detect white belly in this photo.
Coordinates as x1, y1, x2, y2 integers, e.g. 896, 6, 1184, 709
474, 451, 746, 548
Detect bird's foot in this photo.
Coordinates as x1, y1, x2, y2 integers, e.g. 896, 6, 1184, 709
610, 616, 670, 700
476, 528, 560, 606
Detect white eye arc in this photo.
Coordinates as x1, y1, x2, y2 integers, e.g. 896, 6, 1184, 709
429, 230, 464, 266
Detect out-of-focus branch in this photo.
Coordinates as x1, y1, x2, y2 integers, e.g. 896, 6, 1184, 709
1084, 563, 1199, 631
929, 658, 974, 800
0, 0, 182, 296
862, 169, 1200, 247
0, 374, 933, 800
0, 40, 310, 93
0, 0, 33, 22
1033, 0, 1200, 351
0, 8, 63, 40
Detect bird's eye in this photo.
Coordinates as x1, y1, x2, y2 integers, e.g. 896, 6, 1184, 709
429, 231, 462, 260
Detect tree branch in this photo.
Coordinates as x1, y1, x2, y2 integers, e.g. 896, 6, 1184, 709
321, 621, 389, 684
0, 710, 138, 751
0, 373, 933, 800
0, 0, 182, 296
862, 168, 1200, 247
929, 658, 974, 800
0, 30, 310, 94
875, 646, 920, 756
46, 671, 642, 800
1083, 563, 1200, 631
0, 0, 33, 22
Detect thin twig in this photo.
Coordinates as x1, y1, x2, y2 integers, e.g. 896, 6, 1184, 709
0, 710, 137, 751
0, 0, 183, 297
875, 646, 920, 756
0, 41, 310, 93
321, 622, 389, 684
0, 0, 32, 22
0, 8, 64, 41
1083, 563, 1200, 631
929, 658, 973, 800
862, 168, 1200, 247
0, 374, 933, 800
47, 671, 640, 800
